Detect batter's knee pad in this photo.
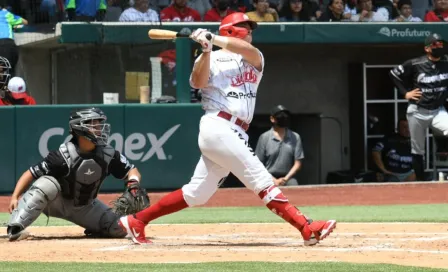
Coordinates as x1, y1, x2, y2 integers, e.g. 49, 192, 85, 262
98, 209, 127, 238
8, 176, 61, 232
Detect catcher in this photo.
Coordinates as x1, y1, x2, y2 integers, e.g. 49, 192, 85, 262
6, 107, 150, 241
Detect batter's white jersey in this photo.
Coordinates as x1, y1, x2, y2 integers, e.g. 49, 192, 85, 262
190, 49, 265, 124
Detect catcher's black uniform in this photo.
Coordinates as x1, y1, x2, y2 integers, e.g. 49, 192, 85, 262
9, 138, 150, 238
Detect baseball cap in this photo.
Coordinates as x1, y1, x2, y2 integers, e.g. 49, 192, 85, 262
425, 33, 444, 47
270, 105, 291, 116
7, 77, 27, 99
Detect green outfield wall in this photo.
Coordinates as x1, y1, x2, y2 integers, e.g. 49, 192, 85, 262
0, 104, 204, 194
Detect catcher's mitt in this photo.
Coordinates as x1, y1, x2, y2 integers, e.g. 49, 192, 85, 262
111, 181, 150, 216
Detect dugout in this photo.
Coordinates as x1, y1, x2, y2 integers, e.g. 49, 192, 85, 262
12, 22, 448, 192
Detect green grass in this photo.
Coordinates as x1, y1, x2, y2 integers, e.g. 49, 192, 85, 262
0, 261, 446, 272
1, 204, 448, 227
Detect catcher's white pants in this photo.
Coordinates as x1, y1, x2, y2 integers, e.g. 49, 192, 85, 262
182, 111, 274, 206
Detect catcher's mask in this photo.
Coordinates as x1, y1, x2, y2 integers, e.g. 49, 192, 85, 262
219, 12, 257, 39
69, 107, 111, 146
0, 56, 12, 90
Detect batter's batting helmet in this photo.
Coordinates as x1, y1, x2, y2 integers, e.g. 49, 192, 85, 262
219, 12, 258, 39
69, 107, 111, 146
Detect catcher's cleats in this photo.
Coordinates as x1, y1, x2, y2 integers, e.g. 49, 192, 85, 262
111, 182, 150, 216
7, 225, 30, 242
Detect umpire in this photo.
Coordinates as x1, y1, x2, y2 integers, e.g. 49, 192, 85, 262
389, 33, 448, 181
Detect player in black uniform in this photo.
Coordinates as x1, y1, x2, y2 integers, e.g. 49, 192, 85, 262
372, 119, 415, 182
7, 107, 149, 241
389, 33, 448, 181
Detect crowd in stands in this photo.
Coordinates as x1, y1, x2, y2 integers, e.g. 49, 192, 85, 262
1, 0, 447, 25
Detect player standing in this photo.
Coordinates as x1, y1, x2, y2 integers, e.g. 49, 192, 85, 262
119, 12, 336, 246
390, 33, 448, 181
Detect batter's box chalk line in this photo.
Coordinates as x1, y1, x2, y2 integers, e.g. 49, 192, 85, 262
93, 245, 448, 254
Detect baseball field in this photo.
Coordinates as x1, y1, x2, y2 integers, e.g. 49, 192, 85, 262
1, 182, 448, 272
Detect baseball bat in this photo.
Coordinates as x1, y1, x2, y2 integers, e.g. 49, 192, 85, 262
148, 29, 212, 41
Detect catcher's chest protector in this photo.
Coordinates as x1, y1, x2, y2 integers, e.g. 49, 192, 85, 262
59, 142, 115, 206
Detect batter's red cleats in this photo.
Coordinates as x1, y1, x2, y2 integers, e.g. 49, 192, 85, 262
119, 215, 152, 244
301, 219, 337, 246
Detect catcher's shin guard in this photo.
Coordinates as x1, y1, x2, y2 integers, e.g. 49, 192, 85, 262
258, 185, 336, 246
7, 176, 61, 241
98, 210, 127, 238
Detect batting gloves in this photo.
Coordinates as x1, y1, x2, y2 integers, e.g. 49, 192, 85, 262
192, 28, 214, 53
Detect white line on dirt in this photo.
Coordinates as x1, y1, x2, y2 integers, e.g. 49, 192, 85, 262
1, 222, 446, 229
94, 245, 448, 255
9, 233, 447, 243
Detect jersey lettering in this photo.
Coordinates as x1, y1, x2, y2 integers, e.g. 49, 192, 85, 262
193, 50, 264, 124
230, 67, 258, 87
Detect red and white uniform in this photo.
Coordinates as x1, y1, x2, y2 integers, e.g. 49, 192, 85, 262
183, 49, 272, 207
160, 6, 201, 22
197, 50, 264, 124
119, 14, 336, 247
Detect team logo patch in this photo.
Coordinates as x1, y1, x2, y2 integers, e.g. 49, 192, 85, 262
227, 92, 239, 98
226, 91, 256, 99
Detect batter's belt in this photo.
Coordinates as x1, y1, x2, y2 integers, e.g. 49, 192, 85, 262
217, 111, 249, 131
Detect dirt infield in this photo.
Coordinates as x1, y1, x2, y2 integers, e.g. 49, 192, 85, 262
1, 182, 448, 212
1, 182, 448, 269
1, 223, 448, 269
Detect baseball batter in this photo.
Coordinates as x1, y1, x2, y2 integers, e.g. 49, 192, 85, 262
119, 12, 336, 246
6, 108, 149, 241
390, 33, 448, 181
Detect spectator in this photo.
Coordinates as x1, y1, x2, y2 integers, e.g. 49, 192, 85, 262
318, 0, 344, 21
372, 119, 415, 182
393, 0, 422, 21
308, 0, 322, 20
279, 0, 313, 21
424, 0, 448, 22
40, 0, 66, 23
160, 0, 201, 21
255, 105, 304, 187
229, 0, 251, 13
374, 0, 397, 19
0, 5, 27, 76
343, 0, 357, 17
246, 0, 279, 21
65, 0, 107, 22
104, 0, 123, 21
119, 0, 159, 22
0, 77, 36, 106
204, 0, 236, 21
187, 0, 212, 20
350, 0, 389, 21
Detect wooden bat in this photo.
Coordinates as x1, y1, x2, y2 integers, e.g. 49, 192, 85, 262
148, 29, 212, 41
148, 29, 189, 40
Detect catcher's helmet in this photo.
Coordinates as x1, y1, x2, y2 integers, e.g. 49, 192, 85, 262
425, 33, 444, 47
0, 56, 12, 90
219, 12, 257, 39
69, 107, 111, 146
